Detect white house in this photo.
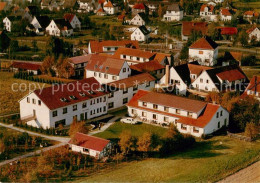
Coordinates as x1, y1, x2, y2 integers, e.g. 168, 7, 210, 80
85, 54, 131, 84
10, 61, 42, 75
243, 11, 259, 22
69, 132, 113, 159
246, 26, 260, 42
163, 4, 183, 21
3, 16, 21, 32
113, 47, 156, 65
127, 90, 229, 137
46, 19, 73, 37
105, 73, 156, 110
103, 0, 118, 15
130, 12, 147, 26
87, 40, 139, 55
189, 36, 218, 66
241, 75, 260, 101
200, 4, 217, 22
77, 0, 98, 13
159, 63, 211, 95
220, 8, 232, 21
64, 13, 81, 30
131, 3, 149, 16
29, 16, 51, 35
192, 65, 248, 92
19, 78, 108, 129
131, 25, 150, 42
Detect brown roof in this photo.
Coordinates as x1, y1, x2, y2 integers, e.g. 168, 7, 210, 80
154, 53, 171, 63
182, 21, 208, 36
246, 75, 260, 93
11, 61, 41, 71
130, 60, 164, 72
85, 54, 126, 75
33, 78, 106, 110
64, 13, 75, 23
230, 52, 242, 62
221, 8, 232, 16
200, 4, 214, 12
69, 132, 110, 152
68, 55, 89, 64
113, 47, 156, 59
106, 73, 155, 89
244, 11, 259, 17
189, 36, 218, 50
0, 2, 7, 11
104, 1, 114, 7
246, 26, 259, 34
188, 63, 211, 76
89, 40, 139, 53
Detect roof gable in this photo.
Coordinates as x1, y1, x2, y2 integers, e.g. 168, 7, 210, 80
189, 36, 218, 50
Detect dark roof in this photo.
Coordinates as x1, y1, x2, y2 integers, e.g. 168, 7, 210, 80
167, 4, 181, 11
54, 19, 73, 30
35, 16, 51, 29
138, 25, 150, 35
137, 12, 147, 21
26, 6, 39, 15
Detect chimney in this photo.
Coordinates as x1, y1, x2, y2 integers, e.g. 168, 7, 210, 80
165, 64, 170, 85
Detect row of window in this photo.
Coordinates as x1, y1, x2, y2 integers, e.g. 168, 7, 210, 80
90, 106, 106, 115
27, 97, 41, 106
94, 72, 117, 80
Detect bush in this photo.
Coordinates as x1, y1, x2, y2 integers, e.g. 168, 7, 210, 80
241, 55, 257, 66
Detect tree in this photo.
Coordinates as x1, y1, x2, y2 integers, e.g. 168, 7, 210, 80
41, 56, 55, 76
56, 56, 75, 78
164, 123, 180, 138
245, 122, 259, 139
180, 0, 184, 8
10, 40, 19, 53
239, 30, 249, 47
179, 39, 192, 60
32, 40, 38, 52
46, 36, 73, 58
137, 132, 152, 155
0, 140, 5, 154
119, 130, 136, 155
158, 4, 163, 18
69, 119, 89, 138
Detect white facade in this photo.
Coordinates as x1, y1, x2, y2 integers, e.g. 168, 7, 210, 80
189, 47, 218, 66
248, 27, 260, 42
78, 0, 95, 12
131, 27, 150, 42
200, 6, 217, 22
19, 92, 108, 129
191, 71, 219, 92
3, 17, 11, 32
130, 13, 146, 25
163, 9, 183, 21
86, 62, 131, 84
103, 2, 118, 15
46, 20, 73, 37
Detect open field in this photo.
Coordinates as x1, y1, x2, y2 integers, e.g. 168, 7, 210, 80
233, 0, 260, 11
79, 135, 260, 182
242, 66, 260, 79
0, 72, 49, 115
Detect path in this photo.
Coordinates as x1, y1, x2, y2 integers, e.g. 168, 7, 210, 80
219, 46, 260, 54
219, 161, 260, 183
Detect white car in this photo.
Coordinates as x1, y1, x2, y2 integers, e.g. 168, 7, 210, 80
120, 117, 138, 124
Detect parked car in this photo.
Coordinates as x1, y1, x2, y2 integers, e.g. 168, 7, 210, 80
120, 117, 138, 124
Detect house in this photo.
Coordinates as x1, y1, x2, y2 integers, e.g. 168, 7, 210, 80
246, 26, 260, 42
221, 51, 242, 66
96, 7, 107, 16
87, 40, 139, 55
159, 62, 211, 95
189, 36, 218, 66
77, 0, 98, 13
200, 4, 217, 22
103, 0, 118, 15
85, 54, 131, 84
241, 75, 260, 101
46, 19, 73, 37
220, 8, 233, 21
182, 21, 208, 41
105, 73, 156, 110
113, 47, 156, 65
64, 13, 81, 30
215, 27, 238, 40
154, 53, 172, 66
192, 65, 248, 92
130, 12, 148, 26
243, 11, 259, 22
29, 16, 51, 35
132, 3, 149, 16
19, 78, 108, 129
0, 2, 8, 12
130, 60, 165, 80
62, 0, 80, 10
127, 90, 229, 137
40, 0, 61, 11
68, 55, 89, 78
69, 132, 113, 159
0, 31, 10, 52
131, 25, 150, 42
3, 16, 21, 32
146, 2, 158, 14
10, 62, 42, 75
163, 4, 183, 22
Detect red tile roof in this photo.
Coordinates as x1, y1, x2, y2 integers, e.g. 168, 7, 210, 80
113, 47, 156, 59
130, 60, 165, 72
118, 14, 125, 20
34, 78, 106, 110
97, 7, 105, 12
69, 132, 110, 152
85, 54, 126, 75
182, 21, 208, 36
154, 53, 171, 63
127, 90, 220, 128
246, 26, 259, 34
200, 4, 214, 12
230, 52, 242, 62
104, 1, 114, 7
106, 73, 155, 89
188, 63, 211, 76
216, 27, 238, 35
89, 40, 139, 53
221, 8, 232, 16
11, 61, 41, 71
216, 69, 246, 82
133, 3, 146, 9
241, 75, 260, 98
189, 36, 218, 50
64, 13, 75, 23
0, 2, 7, 11
244, 11, 259, 17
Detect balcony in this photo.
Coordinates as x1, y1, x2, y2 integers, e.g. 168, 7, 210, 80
21, 114, 36, 123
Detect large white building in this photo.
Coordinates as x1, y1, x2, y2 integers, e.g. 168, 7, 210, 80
127, 90, 229, 137
85, 54, 131, 84
19, 78, 108, 129
46, 19, 73, 37
131, 25, 150, 42
105, 73, 156, 110
189, 36, 218, 66
163, 4, 183, 21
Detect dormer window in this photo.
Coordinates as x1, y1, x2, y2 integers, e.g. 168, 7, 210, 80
69, 95, 77, 100
60, 98, 68, 102
87, 90, 95, 95
79, 92, 86, 97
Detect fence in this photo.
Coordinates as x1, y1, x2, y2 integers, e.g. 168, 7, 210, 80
227, 131, 252, 142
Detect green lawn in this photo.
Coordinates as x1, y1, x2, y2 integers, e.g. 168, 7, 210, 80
79, 136, 260, 182
94, 122, 167, 140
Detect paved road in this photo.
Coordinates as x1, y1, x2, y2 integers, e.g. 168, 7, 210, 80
219, 161, 260, 183
219, 46, 260, 54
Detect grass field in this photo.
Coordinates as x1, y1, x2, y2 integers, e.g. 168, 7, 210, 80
0, 72, 49, 115
80, 135, 260, 182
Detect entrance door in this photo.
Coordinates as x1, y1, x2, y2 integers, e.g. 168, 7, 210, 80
33, 109, 36, 116
85, 112, 88, 120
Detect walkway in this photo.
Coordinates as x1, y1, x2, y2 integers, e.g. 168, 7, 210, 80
219, 161, 260, 183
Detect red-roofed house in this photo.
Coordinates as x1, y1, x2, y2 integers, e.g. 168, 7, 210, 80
246, 26, 260, 42
64, 13, 81, 30
242, 75, 260, 101
10, 61, 42, 75
200, 4, 217, 22
19, 78, 108, 129
68, 55, 89, 77
182, 21, 208, 41
132, 3, 149, 16
103, 0, 118, 15
69, 132, 112, 159
189, 36, 219, 66
127, 90, 229, 137
220, 8, 233, 21
243, 11, 259, 22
